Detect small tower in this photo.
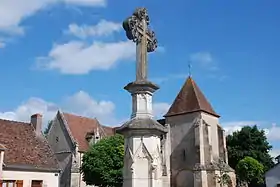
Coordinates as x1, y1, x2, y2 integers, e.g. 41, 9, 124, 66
164, 76, 236, 187
116, 8, 167, 187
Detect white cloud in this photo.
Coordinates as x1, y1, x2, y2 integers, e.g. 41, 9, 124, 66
36, 40, 135, 74
265, 123, 280, 141
63, 91, 115, 119
0, 97, 58, 127
190, 52, 218, 71
0, 91, 172, 130
222, 121, 260, 135
0, 90, 118, 128
222, 120, 280, 142
0, 0, 106, 36
153, 102, 170, 118
270, 149, 280, 159
66, 20, 122, 39
63, 0, 106, 6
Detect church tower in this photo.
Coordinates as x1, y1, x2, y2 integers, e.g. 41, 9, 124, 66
116, 8, 167, 187
164, 76, 236, 187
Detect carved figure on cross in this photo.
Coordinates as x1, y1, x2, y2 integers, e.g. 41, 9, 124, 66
123, 8, 158, 81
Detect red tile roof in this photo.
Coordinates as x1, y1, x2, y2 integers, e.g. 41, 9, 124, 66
165, 76, 219, 117
0, 118, 59, 170
62, 113, 115, 152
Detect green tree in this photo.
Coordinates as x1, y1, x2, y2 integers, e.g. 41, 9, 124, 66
226, 125, 274, 172
236, 156, 264, 185
81, 134, 124, 187
43, 120, 52, 136
226, 125, 274, 187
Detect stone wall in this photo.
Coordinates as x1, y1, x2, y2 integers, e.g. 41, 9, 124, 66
47, 113, 74, 187
166, 112, 199, 187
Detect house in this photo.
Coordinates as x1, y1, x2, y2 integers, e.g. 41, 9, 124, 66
0, 114, 60, 187
265, 155, 280, 187
47, 111, 115, 187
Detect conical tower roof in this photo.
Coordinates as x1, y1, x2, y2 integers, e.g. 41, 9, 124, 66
164, 76, 219, 117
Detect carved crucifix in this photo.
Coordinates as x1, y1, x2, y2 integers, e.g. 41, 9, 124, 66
123, 8, 158, 81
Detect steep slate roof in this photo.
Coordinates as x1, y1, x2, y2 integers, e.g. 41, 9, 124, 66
164, 76, 219, 117
62, 112, 115, 152
0, 119, 59, 171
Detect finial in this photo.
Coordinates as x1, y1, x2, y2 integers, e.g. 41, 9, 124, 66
188, 61, 192, 77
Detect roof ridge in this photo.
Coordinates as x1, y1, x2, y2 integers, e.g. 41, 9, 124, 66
0, 118, 30, 125
63, 112, 115, 128
190, 78, 202, 110
63, 112, 98, 121
59, 111, 77, 148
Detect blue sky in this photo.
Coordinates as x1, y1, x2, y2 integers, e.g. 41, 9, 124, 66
0, 0, 279, 157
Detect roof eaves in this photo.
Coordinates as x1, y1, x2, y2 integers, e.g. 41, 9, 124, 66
3, 164, 61, 173
165, 109, 220, 118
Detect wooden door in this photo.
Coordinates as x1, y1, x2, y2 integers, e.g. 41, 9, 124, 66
16, 180, 23, 187
31, 180, 43, 187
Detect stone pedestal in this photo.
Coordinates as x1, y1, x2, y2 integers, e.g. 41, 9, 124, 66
116, 81, 167, 187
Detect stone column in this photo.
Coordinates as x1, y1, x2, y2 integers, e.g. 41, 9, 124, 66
117, 7, 166, 187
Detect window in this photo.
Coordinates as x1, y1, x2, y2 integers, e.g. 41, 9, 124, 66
55, 136, 59, 143
31, 180, 43, 187
1, 180, 23, 187
182, 150, 186, 161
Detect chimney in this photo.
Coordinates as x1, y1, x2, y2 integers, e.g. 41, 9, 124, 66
31, 113, 43, 135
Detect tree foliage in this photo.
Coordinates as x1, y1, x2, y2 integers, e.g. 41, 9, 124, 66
226, 125, 274, 171
43, 120, 52, 136
236, 156, 264, 185
81, 134, 124, 187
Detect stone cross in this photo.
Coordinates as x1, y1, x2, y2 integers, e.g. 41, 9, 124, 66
123, 8, 158, 81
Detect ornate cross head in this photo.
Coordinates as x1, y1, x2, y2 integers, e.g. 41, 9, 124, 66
123, 7, 157, 52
